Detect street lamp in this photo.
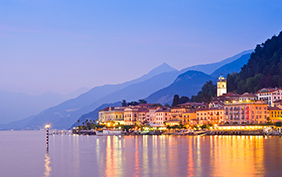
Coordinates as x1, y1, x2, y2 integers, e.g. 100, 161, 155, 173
45, 123, 50, 149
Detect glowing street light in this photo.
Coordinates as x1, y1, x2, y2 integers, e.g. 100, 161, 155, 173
45, 123, 50, 129
45, 123, 50, 149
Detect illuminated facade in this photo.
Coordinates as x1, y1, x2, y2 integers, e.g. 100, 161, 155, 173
196, 107, 224, 125
168, 107, 186, 125
224, 101, 267, 124
124, 107, 139, 125
268, 107, 282, 123
182, 111, 196, 125
98, 106, 125, 124
155, 107, 171, 125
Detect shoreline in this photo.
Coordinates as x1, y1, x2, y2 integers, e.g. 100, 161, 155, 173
72, 129, 282, 136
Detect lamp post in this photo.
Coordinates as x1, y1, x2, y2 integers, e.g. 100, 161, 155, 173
45, 123, 50, 149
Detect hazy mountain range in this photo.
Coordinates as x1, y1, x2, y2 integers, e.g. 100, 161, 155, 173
0, 88, 89, 124
0, 49, 253, 130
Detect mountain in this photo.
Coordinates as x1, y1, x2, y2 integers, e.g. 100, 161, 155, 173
146, 70, 215, 104
211, 53, 252, 78
228, 31, 282, 94
1, 50, 256, 130
23, 70, 180, 130
180, 50, 253, 74
1, 63, 178, 130
0, 87, 90, 125
70, 102, 122, 128
0, 91, 65, 124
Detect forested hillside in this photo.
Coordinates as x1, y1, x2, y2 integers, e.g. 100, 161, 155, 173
228, 31, 282, 93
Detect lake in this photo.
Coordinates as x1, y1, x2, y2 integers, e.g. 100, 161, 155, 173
1, 131, 282, 177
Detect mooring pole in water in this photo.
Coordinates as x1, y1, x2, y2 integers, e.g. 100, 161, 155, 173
45, 123, 50, 149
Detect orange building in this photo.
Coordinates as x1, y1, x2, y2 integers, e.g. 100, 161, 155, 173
224, 101, 267, 124
195, 107, 224, 125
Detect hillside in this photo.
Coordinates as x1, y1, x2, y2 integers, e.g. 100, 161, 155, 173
146, 70, 215, 104
70, 102, 121, 128
228, 31, 282, 93
211, 53, 251, 78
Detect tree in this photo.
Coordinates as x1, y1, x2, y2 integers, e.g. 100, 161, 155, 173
122, 99, 127, 106
227, 31, 282, 93
179, 96, 190, 104
164, 103, 171, 107
172, 94, 180, 107
139, 99, 147, 104
189, 81, 216, 103
152, 103, 162, 107
128, 101, 139, 106
274, 122, 282, 127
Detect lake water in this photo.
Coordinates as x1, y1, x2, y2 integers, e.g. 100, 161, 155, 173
1, 131, 282, 177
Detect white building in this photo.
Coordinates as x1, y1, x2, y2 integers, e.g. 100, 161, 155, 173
257, 88, 282, 106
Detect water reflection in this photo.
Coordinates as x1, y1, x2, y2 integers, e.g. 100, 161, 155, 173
3, 131, 282, 177
43, 150, 52, 177
210, 136, 265, 177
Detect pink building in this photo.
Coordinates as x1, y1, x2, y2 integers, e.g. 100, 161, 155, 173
155, 107, 171, 125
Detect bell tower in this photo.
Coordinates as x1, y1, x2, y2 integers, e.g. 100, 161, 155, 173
217, 74, 227, 97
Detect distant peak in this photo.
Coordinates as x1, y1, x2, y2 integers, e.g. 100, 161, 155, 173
160, 62, 169, 66
146, 62, 178, 76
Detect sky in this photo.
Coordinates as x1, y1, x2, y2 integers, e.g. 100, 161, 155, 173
1, 0, 282, 95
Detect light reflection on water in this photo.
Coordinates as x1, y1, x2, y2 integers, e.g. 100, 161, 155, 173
44, 150, 52, 177
1, 131, 282, 177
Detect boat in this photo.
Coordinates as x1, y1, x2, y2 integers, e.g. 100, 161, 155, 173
96, 129, 123, 136
193, 130, 206, 136
140, 130, 150, 135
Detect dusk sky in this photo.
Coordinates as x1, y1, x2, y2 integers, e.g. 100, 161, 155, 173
1, 0, 282, 95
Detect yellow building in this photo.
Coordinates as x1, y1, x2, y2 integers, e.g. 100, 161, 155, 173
98, 107, 125, 124
268, 107, 282, 123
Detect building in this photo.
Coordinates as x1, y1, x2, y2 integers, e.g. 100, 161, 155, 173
155, 107, 171, 125
268, 107, 282, 123
195, 107, 224, 125
137, 108, 150, 125
239, 92, 258, 102
217, 75, 227, 97
224, 101, 267, 125
182, 111, 197, 125
124, 106, 139, 125
166, 107, 185, 126
98, 106, 125, 124
178, 102, 208, 110
257, 88, 282, 106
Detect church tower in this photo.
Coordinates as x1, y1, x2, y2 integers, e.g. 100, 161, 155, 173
217, 74, 227, 97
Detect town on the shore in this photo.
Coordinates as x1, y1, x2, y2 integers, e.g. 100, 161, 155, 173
96, 75, 282, 130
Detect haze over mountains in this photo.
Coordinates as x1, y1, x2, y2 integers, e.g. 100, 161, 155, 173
0, 88, 89, 124
0, 49, 252, 130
